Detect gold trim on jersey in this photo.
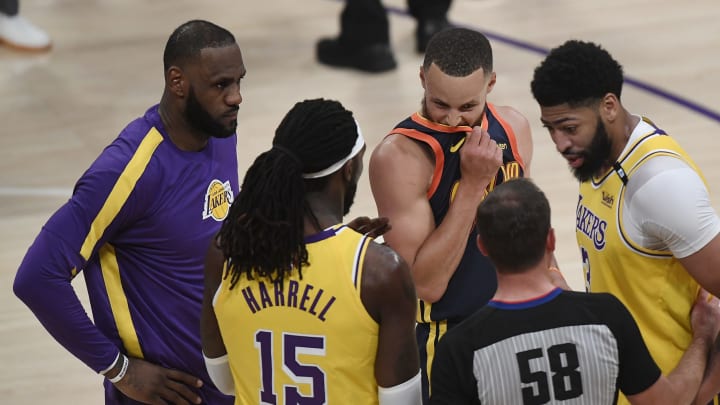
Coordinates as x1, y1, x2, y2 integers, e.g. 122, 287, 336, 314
425, 320, 448, 397
214, 225, 380, 404
613, 132, 706, 257
79, 128, 163, 260
99, 243, 144, 358
352, 232, 371, 291
417, 300, 432, 323
578, 123, 702, 397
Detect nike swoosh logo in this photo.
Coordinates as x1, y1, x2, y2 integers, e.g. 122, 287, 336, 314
450, 137, 466, 153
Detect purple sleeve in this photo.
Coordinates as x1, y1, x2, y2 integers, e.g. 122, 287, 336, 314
12, 142, 142, 373
14, 225, 119, 372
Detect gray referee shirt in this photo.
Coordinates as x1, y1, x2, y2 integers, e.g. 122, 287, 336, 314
430, 289, 660, 405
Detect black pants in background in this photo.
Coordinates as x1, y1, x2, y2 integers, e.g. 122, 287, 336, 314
339, 0, 452, 46
0, 0, 19, 16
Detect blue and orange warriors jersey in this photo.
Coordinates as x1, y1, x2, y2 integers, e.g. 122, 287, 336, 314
392, 103, 526, 402
213, 225, 381, 405
392, 103, 526, 324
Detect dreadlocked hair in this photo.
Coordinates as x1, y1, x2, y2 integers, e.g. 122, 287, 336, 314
218, 98, 358, 289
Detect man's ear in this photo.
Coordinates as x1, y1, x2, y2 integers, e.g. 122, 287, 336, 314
600, 93, 620, 123
342, 159, 354, 182
419, 66, 427, 90
547, 227, 556, 253
486, 71, 497, 95
166, 66, 185, 97
476, 234, 488, 256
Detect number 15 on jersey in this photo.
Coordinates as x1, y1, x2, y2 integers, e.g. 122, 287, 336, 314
255, 330, 328, 405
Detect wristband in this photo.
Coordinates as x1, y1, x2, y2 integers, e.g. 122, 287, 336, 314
107, 354, 129, 384
100, 352, 121, 375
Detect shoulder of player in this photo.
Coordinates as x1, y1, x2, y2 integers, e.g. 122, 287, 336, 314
371, 133, 433, 166
559, 291, 629, 316
358, 241, 416, 321
494, 105, 530, 129
492, 105, 531, 133
84, 133, 148, 186
363, 241, 408, 277
631, 154, 696, 183
491, 104, 533, 164
491, 104, 528, 122
361, 242, 413, 293
559, 290, 618, 302
369, 134, 434, 185
97, 118, 163, 169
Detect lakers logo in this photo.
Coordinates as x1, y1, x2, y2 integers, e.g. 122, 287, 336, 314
203, 179, 234, 221
576, 201, 607, 250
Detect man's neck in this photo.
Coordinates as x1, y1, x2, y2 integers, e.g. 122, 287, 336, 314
303, 193, 344, 236
609, 110, 640, 162
493, 266, 558, 302
158, 98, 210, 152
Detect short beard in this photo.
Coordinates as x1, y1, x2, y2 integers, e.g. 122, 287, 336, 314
343, 180, 357, 216
185, 86, 236, 138
571, 119, 612, 182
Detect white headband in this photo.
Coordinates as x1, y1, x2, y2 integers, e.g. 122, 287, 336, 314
302, 120, 366, 179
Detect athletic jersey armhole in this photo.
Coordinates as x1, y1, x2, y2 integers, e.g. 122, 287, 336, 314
391, 128, 445, 198
622, 155, 720, 257
486, 103, 526, 171
352, 235, 372, 292
348, 234, 382, 330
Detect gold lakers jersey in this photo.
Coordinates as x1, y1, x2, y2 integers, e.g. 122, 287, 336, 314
576, 119, 703, 404
213, 225, 380, 405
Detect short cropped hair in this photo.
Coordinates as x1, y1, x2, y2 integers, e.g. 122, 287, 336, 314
423, 27, 493, 77
531, 39, 624, 107
475, 179, 550, 272
163, 19, 236, 71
